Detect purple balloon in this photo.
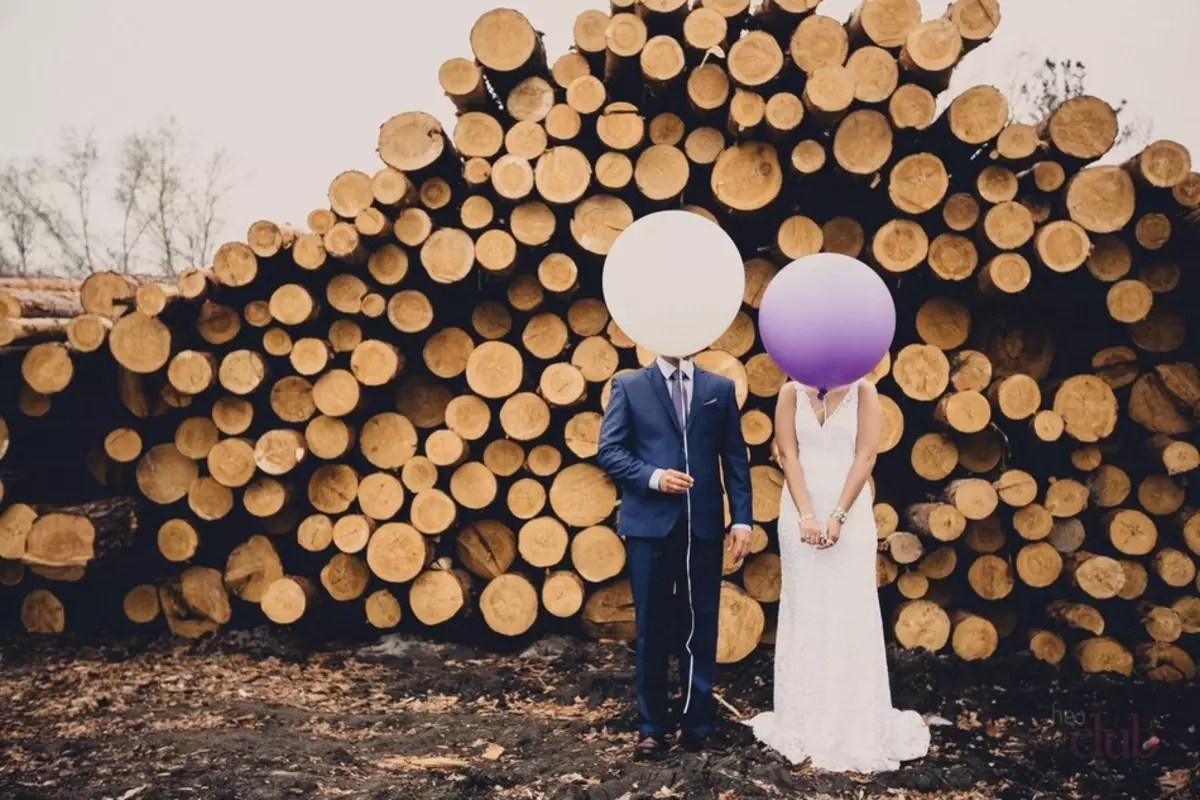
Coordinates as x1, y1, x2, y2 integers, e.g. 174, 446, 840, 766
758, 253, 896, 390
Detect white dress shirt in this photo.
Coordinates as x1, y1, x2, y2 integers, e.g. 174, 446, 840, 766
648, 358, 751, 535
656, 356, 694, 409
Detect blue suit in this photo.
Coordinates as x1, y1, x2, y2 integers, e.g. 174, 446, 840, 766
597, 363, 753, 738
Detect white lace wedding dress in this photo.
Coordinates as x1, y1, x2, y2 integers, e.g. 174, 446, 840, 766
746, 381, 930, 773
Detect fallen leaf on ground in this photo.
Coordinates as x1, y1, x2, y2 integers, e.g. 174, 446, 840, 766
750, 778, 782, 795
957, 710, 982, 730
1158, 769, 1189, 793
557, 773, 598, 786
378, 755, 469, 771
481, 744, 505, 761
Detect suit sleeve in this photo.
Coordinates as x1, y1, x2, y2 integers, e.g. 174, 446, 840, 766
597, 378, 656, 492
721, 380, 753, 529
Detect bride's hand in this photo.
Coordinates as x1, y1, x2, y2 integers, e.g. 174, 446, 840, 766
800, 519, 822, 546
818, 519, 842, 549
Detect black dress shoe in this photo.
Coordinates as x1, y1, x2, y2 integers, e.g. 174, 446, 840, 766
633, 735, 668, 761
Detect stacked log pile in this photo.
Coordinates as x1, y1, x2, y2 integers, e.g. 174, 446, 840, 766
2, 0, 1199, 679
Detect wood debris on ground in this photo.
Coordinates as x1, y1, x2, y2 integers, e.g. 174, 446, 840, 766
1, 633, 1197, 799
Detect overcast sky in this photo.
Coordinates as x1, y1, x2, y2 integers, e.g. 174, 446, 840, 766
2, 0, 1198, 252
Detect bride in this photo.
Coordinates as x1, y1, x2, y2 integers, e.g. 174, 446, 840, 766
746, 379, 930, 773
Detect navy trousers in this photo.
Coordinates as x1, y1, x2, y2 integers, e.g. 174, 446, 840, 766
625, 520, 724, 738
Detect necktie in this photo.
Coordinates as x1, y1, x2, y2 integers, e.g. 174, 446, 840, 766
670, 368, 687, 428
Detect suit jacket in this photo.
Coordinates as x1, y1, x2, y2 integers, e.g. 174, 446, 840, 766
597, 363, 753, 540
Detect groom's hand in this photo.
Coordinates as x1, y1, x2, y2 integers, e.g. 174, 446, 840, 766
658, 469, 694, 494
727, 528, 752, 560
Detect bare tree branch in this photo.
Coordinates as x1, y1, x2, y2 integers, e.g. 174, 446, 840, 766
1117, 113, 1154, 151
0, 166, 41, 275
0, 160, 88, 276
181, 148, 233, 269
1006, 56, 1153, 154
0, 119, 235, 277
144, 120, 185, 276
110, 133, 155, 273
53, 128, 102, 272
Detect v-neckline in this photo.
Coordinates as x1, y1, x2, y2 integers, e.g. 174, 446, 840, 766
799, 384, 854, 430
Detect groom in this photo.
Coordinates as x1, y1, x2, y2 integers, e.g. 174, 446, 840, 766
598, 355, 753, 759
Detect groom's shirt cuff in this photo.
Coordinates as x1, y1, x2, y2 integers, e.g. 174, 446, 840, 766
651, 472, 753, 534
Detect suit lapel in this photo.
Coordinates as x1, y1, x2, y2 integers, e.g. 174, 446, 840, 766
645, 365, 683, 436
687, 368, 710, 434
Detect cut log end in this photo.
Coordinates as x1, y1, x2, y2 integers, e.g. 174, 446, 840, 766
1047, 96, 1118, 160
1054, 375, 1118, 443
716, 582, 765, 663
834, 110, 894, 176
480, 573, 539, 636
712, 143, 783, 212
1067, 166, 1136, 234
894, 600, 950, 652
947, 85, 1008, 146
261, 577, 316, 625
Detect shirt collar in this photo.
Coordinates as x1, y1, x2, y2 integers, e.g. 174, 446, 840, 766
655, 357, 693, 380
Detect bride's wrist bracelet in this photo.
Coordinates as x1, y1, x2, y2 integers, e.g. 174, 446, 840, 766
798, 512, 815, 523
829, 507, 849, 523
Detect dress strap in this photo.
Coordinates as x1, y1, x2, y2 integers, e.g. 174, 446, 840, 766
792, 381, 809, 406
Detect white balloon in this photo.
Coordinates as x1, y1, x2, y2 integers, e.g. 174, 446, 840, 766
602, 210, 744, 358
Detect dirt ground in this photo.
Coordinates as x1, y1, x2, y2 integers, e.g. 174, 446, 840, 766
0, 631, 1196, 800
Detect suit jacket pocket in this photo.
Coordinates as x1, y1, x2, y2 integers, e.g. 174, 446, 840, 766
691, 397, 723, 440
